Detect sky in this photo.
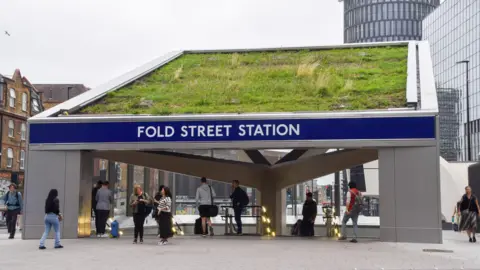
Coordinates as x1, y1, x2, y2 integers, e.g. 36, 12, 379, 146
0, 0, 343, 88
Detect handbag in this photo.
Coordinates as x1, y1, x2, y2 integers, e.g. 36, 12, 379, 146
207, 185, 218, 217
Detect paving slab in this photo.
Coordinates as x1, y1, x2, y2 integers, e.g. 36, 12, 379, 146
0, 230, 479, 270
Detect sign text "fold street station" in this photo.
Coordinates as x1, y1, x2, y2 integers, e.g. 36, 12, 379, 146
137, 123, 301, 138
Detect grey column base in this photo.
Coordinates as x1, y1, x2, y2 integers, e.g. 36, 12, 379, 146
381, 227, 442, 243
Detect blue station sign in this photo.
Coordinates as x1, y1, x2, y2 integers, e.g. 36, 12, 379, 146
29, 116, 436, 144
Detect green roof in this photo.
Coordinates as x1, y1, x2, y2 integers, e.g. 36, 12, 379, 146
80, 46, 408, 115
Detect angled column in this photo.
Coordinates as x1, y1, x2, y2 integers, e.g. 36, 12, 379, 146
23, 150, 91, 239
258, 173, 286, 236
378, 147, 442, 243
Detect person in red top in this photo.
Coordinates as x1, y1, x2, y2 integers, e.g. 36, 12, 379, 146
339, 181, 360, 243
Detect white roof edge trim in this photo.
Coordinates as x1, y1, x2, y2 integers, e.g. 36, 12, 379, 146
28, 109, 438, 124
31, 51, 185, 119
184, 41, 409, 54
417, 41, 438, 112
406, 41, 418, 106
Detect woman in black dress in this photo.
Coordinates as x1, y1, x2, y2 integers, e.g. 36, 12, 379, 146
459, 186, 480, 242
153, 185, 165, 238
157, 186, 173, 245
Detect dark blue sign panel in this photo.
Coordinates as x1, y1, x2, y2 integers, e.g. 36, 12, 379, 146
29, 116, 435, 144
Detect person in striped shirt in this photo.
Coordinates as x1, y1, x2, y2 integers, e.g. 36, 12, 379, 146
157, 186, 173, 245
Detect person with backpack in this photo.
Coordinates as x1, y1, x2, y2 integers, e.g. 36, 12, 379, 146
338, 181, 363, 243
1, 183, 23, 239
230, 180, 249, 235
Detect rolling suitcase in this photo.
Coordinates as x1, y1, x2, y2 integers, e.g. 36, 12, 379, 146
194, 218, 203, 235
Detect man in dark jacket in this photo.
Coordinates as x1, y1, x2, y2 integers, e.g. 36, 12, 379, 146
230, 180, 249, 235
301, 192, 317, 236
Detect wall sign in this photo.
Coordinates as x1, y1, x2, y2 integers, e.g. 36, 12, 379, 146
29, 116, 436, 144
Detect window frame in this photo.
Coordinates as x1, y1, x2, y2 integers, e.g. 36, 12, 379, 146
32, 99, 40, 113
21, 123, 26, 140
9, 88, 16, 108
7, 148, 13, 168
20, 150, 25, 170
8, 120, 14, 138
21, 92, 27, 111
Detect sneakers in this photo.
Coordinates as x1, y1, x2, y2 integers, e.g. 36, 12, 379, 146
133, 239, 138, 244
101, 234, 109, 238
54, 245, 64, 249
158, 240, 168, 246
139, 238, 144, 244
39, 246, 46, 250
350, 239, 358, 243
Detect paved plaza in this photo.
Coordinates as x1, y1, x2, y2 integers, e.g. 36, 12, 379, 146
0, 230, 479, 270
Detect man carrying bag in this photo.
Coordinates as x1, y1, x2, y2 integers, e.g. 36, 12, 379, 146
196, 177, 217, 237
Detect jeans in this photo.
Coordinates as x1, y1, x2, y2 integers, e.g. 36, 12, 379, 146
133, 213, 146, 240
341, 212, 359, 239
39, 213, 61, 247
96, 210, 110, 235
234, 207, 243, 233
6, 209, 20, 237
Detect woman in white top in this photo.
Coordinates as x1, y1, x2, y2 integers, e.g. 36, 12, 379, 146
157, 186, 173, 245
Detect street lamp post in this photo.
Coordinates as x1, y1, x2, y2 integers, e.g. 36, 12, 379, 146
456, 60, 471, 161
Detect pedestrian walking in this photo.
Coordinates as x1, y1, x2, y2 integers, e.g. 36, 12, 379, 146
458, 186, 480, 243
1, 183, 23, 239
39, 189, 63, 249
339, 181, 363, 243
230, 180, 249, 235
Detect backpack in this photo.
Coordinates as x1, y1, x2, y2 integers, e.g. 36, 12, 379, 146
240, 188, 250, 206
5, 192, 20, 207
351, 190, 364, 214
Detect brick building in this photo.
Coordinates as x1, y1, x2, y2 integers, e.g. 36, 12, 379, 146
34, 84, 90, 109
0, 70, 43, 193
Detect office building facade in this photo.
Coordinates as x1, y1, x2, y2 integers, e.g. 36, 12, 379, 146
342, 0, 440, 43
423, 0, 480, 161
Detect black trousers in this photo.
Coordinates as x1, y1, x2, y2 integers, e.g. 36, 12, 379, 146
300, 219, 315, 236
133, 213, 146, 240
234, 207, 243, 233
96, 210, 110, 235
6, 209, 20, 237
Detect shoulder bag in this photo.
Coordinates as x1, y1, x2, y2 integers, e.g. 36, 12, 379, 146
207, 185, 218, 217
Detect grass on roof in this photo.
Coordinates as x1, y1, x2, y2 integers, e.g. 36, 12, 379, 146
81, 46, 408, 115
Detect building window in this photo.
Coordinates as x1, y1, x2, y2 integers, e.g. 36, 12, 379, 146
20, 150, 25, 170
21, 93, 27, 111
8, 120, 14, 137
21, 123, 26, 140
0, 83, 4, 102
9, 88, 15, 108
7, 148, 13, 168
32, 99, 40, 113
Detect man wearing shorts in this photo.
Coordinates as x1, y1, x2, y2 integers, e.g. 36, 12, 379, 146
196, 177, 216, 236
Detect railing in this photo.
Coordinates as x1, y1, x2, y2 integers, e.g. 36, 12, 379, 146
220, 205, 263, 235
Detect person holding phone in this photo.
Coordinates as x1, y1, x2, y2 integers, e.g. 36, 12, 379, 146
129, 185, 151, 244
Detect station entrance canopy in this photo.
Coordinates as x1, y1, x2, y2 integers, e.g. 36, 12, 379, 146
24, 41, 442, 244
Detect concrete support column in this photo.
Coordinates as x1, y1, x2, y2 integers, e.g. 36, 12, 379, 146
126, 164, 134, 217
23, 150, 89, 239
378, 147, 442, 243
258, 176, 286, 236
78, 152, 94, 237
107, 161, 116, 216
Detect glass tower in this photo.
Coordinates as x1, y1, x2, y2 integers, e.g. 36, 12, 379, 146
423, 0, 480, 161
341, 0, 440, 43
